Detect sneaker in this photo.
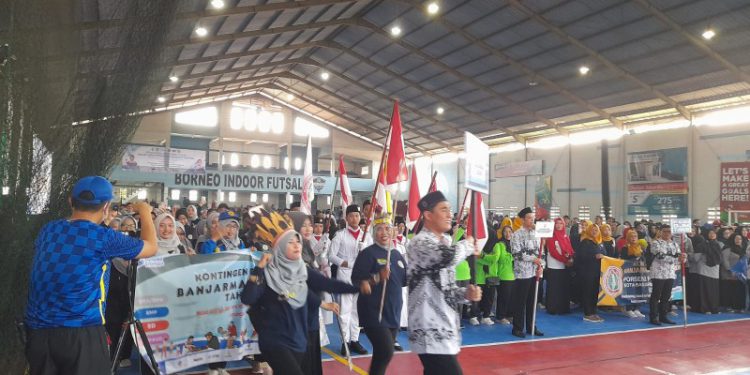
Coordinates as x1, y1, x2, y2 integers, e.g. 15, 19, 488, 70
349, 341, 368, 355
393, 342, 403, 352
625, 310, 637, 318
584, 315, 604, 323
669, 311, 678, 317
594, 315, 605, 322
481, 317, 495, 325
119, 359, 132, 368
634, 310, 646, 318
497, 318, 511, 325
538, 303, 546, 310
469, 317, 480, 326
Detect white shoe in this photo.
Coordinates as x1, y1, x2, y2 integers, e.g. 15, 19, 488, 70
481, 317, 495, 325
624, 311, 636, 318
635, 310, 645, 318
497, 318, 511, 325
208, 370, 219, 375
119, 359, 132, 368
219, 369, 230, 375
469, 317, 480, 326
538, 303, 546, 310
669, 311, 678, 316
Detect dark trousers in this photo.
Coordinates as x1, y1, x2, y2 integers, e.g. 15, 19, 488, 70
364, 326, 396, 375
26, 325, 111, 375
264, 345, 304, 375
698, 275, 720, 314
105, 268, 132, 362
418, 354, 463, 375
511, 277, 536, 333
301, 330, 323, 375
580, 271, 600, 316
479, 284, 497, 318
495, 281, 514, 319
650, 278, 674, 320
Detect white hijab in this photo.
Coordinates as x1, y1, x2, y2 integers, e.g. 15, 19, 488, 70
155, 213, 182, 255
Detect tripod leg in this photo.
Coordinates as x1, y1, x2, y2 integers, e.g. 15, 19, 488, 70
134, 320, 161, 374
110, 321, 131, 374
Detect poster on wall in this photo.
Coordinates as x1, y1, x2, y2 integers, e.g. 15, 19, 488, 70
534, 176, 552, 220
626, 147, 688, 217
493, 160, 543, 178
720, 162, 750, 223
133, 252, 259, 374
168, 148, 206, 173
122, 145, 168, 171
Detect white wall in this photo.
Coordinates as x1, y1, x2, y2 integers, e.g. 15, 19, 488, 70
488, 122, 750, 221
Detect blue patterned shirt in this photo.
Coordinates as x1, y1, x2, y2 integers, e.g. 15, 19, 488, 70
25, 219, 144, 328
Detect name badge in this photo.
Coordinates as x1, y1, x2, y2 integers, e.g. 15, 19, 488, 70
377, 258, 387, 265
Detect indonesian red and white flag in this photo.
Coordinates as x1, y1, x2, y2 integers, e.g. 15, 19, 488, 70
466, 190, 488, 250
375, 166, 389, 215
406, 165, 421, 230
384, 101, 408, 191
338, 155, 352, 208
301, 136, 314, 215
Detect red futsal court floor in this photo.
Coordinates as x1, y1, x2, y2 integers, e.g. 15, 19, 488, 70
319, 320, 750, 375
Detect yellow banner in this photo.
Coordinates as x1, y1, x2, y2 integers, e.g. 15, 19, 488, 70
598, 256, 625, 306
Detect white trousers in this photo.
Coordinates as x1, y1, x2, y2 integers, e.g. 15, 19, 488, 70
337, 269, 360, 342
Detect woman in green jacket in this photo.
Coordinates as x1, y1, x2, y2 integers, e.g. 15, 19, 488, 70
476, 229, 501, 325
495, 226, 516, 324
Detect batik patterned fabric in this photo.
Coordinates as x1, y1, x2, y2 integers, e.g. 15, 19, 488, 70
650, 239, 680, 280
511, 227, 543, 279
406, 229, 473, 355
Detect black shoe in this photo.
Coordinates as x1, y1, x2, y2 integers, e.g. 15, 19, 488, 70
340, 343, 349, 356
649, 319, 662, 326
349, 341, 368, 355
393, 342, 403, 352
660, 317, 676, 325
512, 329, 526, 338
529, 328, 544, 336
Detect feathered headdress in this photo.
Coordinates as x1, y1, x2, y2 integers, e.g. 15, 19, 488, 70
249, 206, 293, 248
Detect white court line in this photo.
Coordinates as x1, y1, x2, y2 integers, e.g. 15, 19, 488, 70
645, 366, 676, 375
702, 367, 750, 375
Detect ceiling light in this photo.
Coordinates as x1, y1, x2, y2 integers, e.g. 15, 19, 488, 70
320, 71, 330, 81
436, 106, 444, 115
195, 27, 208, 37
702, 28, 716, 40
390, 26, 402, 37
157, 96, 166, 103
169, 75, 179, 83
528, 81, 538, 87
427, 2, 439, 15
578, 66, 590, 75
210, 0, 225, 9
286, 93, 294, 100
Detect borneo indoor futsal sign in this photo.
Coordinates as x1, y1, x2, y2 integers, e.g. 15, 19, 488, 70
174, 172, 303, 191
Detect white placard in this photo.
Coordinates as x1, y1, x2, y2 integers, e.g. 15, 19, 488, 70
671, 218, 692, 234
464, 131, 490, 194
534, 221, 555, 238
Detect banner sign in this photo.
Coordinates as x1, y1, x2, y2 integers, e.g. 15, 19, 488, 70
598, 256, 683, 306
534, 221, 554, 238
133, 253, 259, 374
720, 162, 750, 212
627, 148, 688, 217
671, 218, 692, 234
122, 145, 206, 173
464, 132, 490, 194
493, 160, 543, 178
534, 176, 552, 220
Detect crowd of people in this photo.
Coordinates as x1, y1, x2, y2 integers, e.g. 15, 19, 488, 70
22, 175, 750, 375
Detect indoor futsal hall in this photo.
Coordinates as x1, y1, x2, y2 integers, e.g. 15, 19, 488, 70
3, 0, 750, 375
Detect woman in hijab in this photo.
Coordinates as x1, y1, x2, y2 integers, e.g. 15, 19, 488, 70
575, 222, 605, 323
692, 228, 722, 314
200, 211, 246, 253
175, 222, 196, 255
600, 224, 617, 258
241, 209, 360, 375
720, 233, 748, 311
495, 225, 515, 324
108, 217, 122, 232
154, 213, 185, 256
546, 218, 574, 315
476, 228, 500, 325
618, 229, 647, 318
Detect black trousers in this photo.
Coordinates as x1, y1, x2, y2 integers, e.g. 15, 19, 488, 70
364, 326, 396, 375
545, 268, 571, 314
511, 277, 536, 333
650, 278, 674, 320
263, 345, 305, 375
418, 354, 463, 375
301, 330, 323, 375
479, 284, 497, 318
105, 267, 132, 362
26, 325, 111, 375
495, 281, 514, 319
580, 271, 600, 316
698, 275, 720, 314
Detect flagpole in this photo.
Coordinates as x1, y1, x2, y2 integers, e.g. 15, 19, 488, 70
361, 117, 393, 242
681, 233, 688, 328
531, 238, 546, 339
467, 191, 478, 285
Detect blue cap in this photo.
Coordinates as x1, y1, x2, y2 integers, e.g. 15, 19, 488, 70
72, 176, 113, 205
219, 210, 240, 221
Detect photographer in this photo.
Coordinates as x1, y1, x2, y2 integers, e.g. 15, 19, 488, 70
24, 176, 159, 375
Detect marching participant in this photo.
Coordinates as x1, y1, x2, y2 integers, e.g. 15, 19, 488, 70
329, 204, 372, 355
510, 207, 545, 338
407, 191, 481, 375
649, 224, 686, 325
310, 216, 332, 277
352, 213, 407, 375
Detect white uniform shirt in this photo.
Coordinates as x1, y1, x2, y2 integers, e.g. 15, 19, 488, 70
310, 234, 331, 277
329, 226, 372, 281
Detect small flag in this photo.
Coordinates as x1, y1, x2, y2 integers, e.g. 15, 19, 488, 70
385, 101, 408, 189
406, 165, 420, 230
338, 155, 353, 208
301, 136, 314, 215
466, 190, 488, 250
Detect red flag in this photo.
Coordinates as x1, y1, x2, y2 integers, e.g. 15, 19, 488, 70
301, 136, 314, 215
406, 165, 421, 230
385, 101, 408, 187
466, 190, 488, 249
338, 155, 353, 208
